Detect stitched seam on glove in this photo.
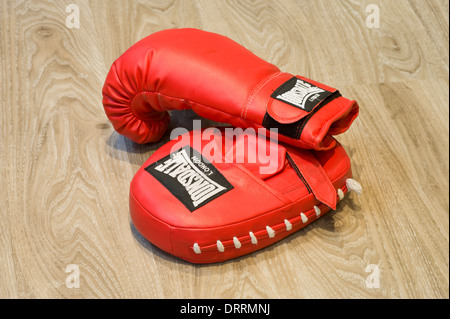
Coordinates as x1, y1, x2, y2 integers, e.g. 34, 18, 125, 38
127, 89, 245, 123
240, 71, 282, 119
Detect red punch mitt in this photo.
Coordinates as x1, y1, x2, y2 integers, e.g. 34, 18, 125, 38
129, 128, 361, 263
103, 28, 359, 151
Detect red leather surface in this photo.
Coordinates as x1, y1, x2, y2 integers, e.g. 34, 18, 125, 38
103, 28, 359, 150
129, 129, 352, 263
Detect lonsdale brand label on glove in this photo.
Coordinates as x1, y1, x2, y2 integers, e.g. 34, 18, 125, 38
271, 77, 333, 112
145, 146, 233, 212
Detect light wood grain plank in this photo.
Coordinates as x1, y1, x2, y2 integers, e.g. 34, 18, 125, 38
1, 0, 448, 299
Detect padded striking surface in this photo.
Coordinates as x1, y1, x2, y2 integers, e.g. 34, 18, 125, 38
130, 129, 353, 263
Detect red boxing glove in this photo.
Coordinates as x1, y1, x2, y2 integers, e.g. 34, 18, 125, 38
129, 128, 360, 263
103, 28, 359, 151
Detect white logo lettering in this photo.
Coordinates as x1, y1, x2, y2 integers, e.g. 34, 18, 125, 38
277, 79, 325, 109
365, 264, 380, 288
366, 4, 380, 29
65, 264, 80, 288
65, 4, 80, 29
169, 120, 280, 176
154, 149, 227, 207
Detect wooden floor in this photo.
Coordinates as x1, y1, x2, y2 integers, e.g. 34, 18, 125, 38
1, 0, 448, 299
